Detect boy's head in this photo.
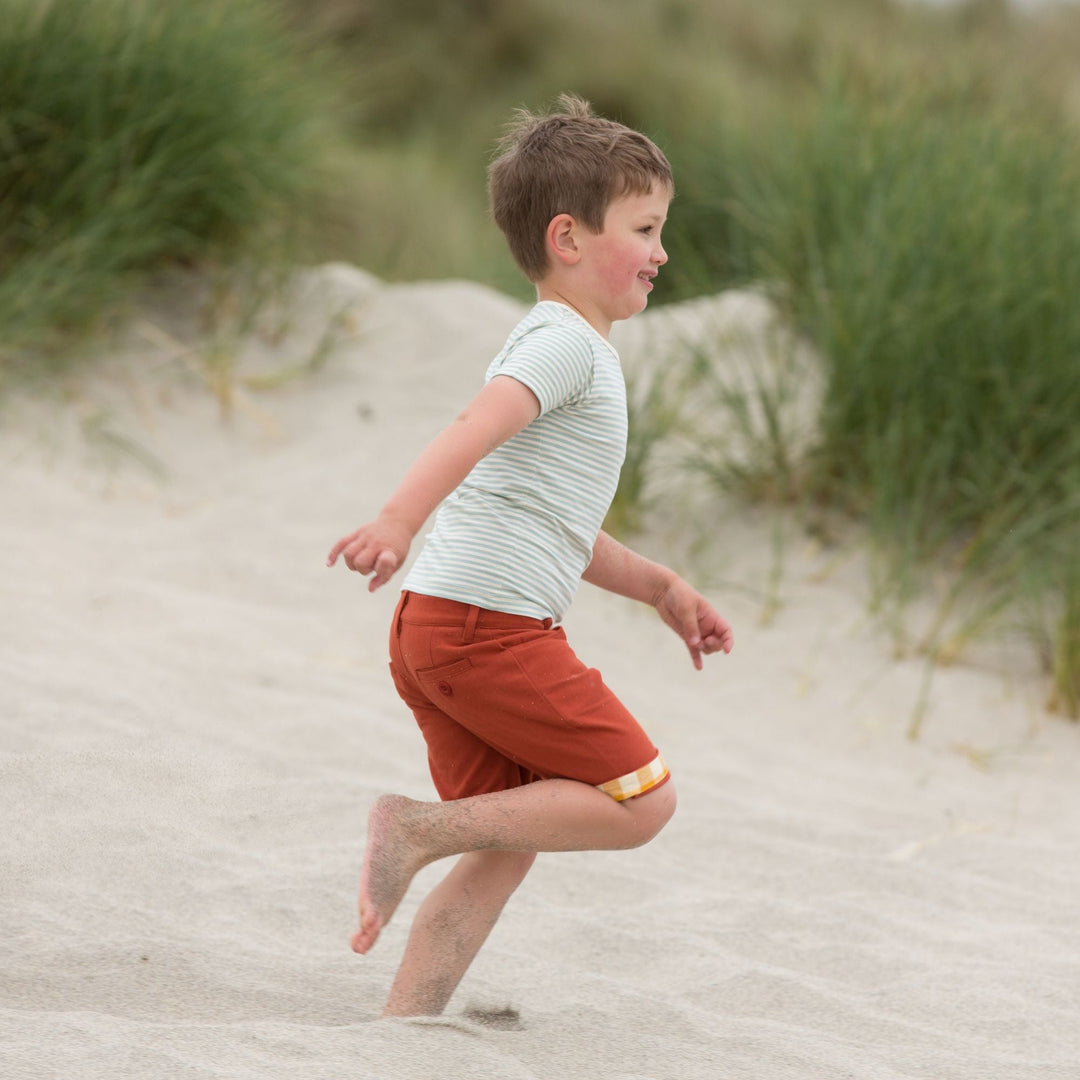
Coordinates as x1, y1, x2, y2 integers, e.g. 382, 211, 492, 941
488, 94, 673, 283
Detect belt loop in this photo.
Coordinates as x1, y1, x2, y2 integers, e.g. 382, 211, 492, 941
395, 591, 410, 636
462, 604, 480, 644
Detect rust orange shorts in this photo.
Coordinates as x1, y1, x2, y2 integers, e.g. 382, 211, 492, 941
387, 591, 669, 802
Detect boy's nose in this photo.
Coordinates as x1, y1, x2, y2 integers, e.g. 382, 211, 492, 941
653, 242, 668, 265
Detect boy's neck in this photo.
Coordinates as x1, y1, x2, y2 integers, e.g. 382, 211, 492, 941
535, 282, 611, 339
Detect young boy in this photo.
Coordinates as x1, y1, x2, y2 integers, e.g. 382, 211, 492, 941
327, 94, 733, 1018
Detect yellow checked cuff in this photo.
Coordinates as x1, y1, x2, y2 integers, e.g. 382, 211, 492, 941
597, 754, 669, 801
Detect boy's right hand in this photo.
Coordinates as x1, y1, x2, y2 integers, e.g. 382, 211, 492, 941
326, 515, 412, 592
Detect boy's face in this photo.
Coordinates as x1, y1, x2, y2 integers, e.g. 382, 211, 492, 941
577, 182, 672, 331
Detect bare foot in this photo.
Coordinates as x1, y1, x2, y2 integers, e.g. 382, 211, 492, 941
350, 794, 428, 954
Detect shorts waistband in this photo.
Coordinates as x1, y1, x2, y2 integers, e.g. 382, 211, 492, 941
397, 591, 554, 631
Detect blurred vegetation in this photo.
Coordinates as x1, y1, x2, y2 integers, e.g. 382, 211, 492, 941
0, 0, 340, 370
3, 0, 1079, 719
690, 70, 1080, 728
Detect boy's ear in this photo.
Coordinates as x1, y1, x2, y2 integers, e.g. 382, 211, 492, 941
546, 213, 581, 267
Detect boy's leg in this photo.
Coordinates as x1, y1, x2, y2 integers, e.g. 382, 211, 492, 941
352, 777, 676, 959
380, 849, 537, 1017
373, 595, 676, 1015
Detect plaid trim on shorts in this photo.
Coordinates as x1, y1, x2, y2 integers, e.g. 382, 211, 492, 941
596, 753, 669, 801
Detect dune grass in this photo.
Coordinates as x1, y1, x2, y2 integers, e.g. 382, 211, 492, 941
0, 0, 339, 375
673, 61, 1080, 720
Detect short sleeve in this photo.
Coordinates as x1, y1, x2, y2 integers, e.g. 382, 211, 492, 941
489, 323, 594, 415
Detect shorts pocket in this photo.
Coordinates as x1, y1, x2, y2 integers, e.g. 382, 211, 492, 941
415, 657, 476, 703
415, 658, 475, 682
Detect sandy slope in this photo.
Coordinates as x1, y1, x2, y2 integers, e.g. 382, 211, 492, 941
2, 267, 1078, 1080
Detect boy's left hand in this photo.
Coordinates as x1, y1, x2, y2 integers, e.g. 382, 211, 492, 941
654, 577, 734, 670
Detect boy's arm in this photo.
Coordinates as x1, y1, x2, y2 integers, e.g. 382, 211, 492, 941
581, 530, 734, 669
327, 375, 540, 591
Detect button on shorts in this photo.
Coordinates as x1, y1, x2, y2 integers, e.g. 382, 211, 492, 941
387, 591, 669, 802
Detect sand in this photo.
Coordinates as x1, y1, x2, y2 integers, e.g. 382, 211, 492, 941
2, 265, 1078, 1080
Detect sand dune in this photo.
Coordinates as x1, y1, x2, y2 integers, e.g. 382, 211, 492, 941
2, 267, 1078, 1079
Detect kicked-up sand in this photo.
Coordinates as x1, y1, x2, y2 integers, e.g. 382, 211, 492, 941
1, 266, 1078, 1079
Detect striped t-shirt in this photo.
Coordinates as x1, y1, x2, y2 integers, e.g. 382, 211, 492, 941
402, 301, 627, 622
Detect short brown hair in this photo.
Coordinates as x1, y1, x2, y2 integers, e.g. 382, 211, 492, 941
488, 94, 673, 282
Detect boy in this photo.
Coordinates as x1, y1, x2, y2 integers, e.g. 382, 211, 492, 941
327, 94, 733, 1018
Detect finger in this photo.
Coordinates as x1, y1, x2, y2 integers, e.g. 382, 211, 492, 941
673, 603, 703, 668
341, 542, 361, 573
678, 609, 703, 656
343, 539, 379, 576
700, 614, 734, 654
367, 549, 400, 592
687, 639, 704, 671
701, 634, 731, 656
326, 535, 354, 566
703, 627, 733, 651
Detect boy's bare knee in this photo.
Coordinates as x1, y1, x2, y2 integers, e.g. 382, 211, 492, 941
622, 780, 677, 847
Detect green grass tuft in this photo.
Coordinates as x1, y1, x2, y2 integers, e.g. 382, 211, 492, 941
0, 0, 339, 371
676, 63, 1080, 719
